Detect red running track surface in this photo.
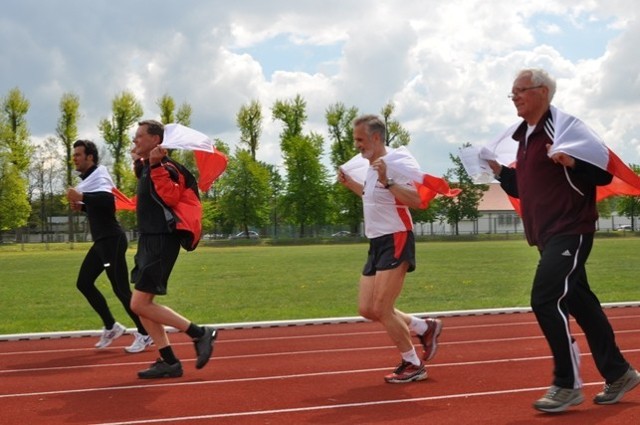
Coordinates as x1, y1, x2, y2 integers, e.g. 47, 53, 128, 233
1, 307, 640, 424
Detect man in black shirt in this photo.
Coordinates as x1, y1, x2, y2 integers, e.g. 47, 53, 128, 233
129, 120, 216, 379
66, 140, 152, 353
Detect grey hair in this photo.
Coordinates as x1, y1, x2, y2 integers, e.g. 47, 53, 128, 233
352, 114, 386, 141
516, 68, 556, 102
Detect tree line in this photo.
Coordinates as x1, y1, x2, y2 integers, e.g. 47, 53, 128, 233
1, 87, 638, 242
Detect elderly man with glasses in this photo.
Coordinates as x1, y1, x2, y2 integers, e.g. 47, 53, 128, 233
487, 68, 640, 413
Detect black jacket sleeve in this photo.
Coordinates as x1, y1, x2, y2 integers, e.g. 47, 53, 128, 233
570, 158, 613, 186
497, 166, 519, 198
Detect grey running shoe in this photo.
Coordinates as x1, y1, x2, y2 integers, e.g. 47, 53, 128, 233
138, 359, 183, 379
416, 318, 443, 361
384, 360, 427, 384
95, 322, 126, 349
533, 386, 584, 413
594, 367, 640, 405
194, 327, 217, 369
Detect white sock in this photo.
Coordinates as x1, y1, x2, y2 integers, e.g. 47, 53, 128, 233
401, 348, 421, 366
409, 316, 428, 335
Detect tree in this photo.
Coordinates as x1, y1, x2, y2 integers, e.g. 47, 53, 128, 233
281, 134, 330, 237
326, 102, 362, 233
98, 91, 143, 187
218, 149, 271, 236
381, 102, 410, 147
272, 95, 330, 237
56, 92, 80, 243
0, 88, 32, 235
28, 137, 64, 241
272, 94, 307, 150
237, 100, 262, 161
265, 163, 285, 237
440, 146, 488, 235
616, 164, 640, 230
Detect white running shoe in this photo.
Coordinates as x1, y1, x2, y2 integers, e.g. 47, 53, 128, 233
125, 332, 153, 353
95, 322, 126, 349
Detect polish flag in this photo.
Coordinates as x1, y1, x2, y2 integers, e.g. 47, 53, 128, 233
162, 123, 228, 192
75, 165, 136, 211
484, 106, 640, 203
340, 147, 460, 209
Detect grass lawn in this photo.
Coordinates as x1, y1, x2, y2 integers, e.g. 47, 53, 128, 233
0, 236, 638, 334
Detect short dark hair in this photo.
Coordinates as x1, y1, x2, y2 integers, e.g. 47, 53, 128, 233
73, 139, 99, 164
138, 119, 164, 143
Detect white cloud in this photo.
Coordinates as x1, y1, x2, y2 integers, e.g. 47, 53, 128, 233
1, 0, 640, 178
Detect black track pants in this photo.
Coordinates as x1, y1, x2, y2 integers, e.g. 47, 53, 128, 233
530, 233, 628, 388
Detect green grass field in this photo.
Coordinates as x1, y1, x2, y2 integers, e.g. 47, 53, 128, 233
0, 237, 638, 335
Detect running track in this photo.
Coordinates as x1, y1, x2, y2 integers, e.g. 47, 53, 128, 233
1, 304, 640, 424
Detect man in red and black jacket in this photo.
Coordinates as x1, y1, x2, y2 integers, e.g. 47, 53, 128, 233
130, 119, 216, 379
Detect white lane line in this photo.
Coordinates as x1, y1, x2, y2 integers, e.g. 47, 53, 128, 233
87, 381, 610, 425
3, 347, 640, 400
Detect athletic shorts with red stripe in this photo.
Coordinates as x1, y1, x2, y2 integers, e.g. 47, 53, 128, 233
362, 231, 416, 276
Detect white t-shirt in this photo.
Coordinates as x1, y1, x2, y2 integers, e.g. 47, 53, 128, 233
362, 166, 415, 238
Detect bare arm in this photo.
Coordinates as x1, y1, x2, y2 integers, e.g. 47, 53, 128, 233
337, 168, 364, 197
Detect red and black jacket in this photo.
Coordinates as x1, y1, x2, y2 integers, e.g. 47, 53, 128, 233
134, 157, 202, 251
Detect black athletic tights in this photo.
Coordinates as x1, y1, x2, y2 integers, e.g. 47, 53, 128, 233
76, 233, 146, 334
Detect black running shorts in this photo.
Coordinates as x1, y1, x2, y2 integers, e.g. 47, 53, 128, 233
362, 231, 416, 276
131, 233, 180, 295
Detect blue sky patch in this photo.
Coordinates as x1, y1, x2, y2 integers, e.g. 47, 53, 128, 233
233, 33, 343, 78
530, 13, 621, 61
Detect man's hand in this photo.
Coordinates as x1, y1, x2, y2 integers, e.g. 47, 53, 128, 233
66, 188, 83, 203
486, 159, 502, 176
371, 158, 389, 186
149, 146, 167, 165
547, 144, 576, 168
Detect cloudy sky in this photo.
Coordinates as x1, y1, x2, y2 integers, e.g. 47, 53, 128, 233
2, 0, 639, 177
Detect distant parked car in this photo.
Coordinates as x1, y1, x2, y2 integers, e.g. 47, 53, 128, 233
331, 230, 353, 237
616, 225, 633, 231
229, 231, 260, 239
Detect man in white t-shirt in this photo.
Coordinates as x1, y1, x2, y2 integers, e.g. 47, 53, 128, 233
338, 114, 442, 384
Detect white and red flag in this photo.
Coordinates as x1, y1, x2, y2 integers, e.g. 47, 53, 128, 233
340, 146, 460, 209
162, 123, 228, 192
75, 165, 136, 211
483, 106, 640, 202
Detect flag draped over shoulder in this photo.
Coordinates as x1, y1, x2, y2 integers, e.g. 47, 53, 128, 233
75, 165, 136, 211
340, 147, 460, 209
547, 106, 640, 201
162, 123, 228, 192
485, 106, 640, 203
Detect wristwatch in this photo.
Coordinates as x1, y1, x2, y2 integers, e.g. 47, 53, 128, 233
384, 178, 395, 189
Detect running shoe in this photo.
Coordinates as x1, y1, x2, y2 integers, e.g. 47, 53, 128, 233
138, 359, 183, 379
594, 367, 640, 405
533, 386, 584, 413
384, 360, 427, 384
416, 318, 442, 361
95, 322, 126, 349
124, 332, 153, 353
194, 326, 217, 369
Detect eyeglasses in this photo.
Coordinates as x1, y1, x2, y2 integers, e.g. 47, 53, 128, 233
508, 85, 542, 99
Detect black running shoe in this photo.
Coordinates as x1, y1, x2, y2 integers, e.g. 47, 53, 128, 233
194, 327, 217, 369
138, 358, 183, 379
